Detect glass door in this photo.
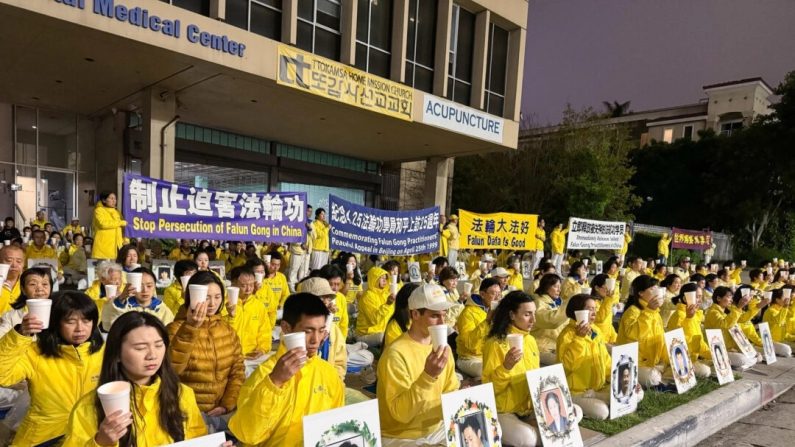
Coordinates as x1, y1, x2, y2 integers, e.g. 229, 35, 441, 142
38, 168, 75, 230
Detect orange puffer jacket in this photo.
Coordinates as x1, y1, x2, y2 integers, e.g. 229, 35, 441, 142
167, 310, 246, 412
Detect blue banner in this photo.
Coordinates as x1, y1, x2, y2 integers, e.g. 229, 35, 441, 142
122, 173, 307, 243
329, 195, 440, 255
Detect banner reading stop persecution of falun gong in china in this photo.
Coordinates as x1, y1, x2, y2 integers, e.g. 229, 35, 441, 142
123, 173, 307, 242
329, 195, 440, 256
566, 217, 627, 250
458, 210, 538, 250
277, 44, 413, 121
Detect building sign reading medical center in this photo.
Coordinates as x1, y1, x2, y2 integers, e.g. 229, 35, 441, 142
52, 0, 247, 57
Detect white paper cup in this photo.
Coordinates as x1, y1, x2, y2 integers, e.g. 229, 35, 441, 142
575, 310, 590, 326
773, 258, 778, 263
104, 284, 118, 299
27, 299, 52, 329
429, 324, 448, 350
97, 381, 131, 416
764, 291, 773, 301
188, 284, 208, 309
0, 264, 9, 277
684, 291, 696, 306
22, 236, 30, 244
390, 283, 399, 295
130, 263, 141, 270
605, 278, 616, 292
276, 308, 284, 320
347, 264, 355, 273
391, 274, 398, 284
641, 261, 648, 270
226, 286, 240, 305
783, 289, 792, 299
428, 262, 436, 274
583, 259, 589, 267
3, 240, 9, 246
264, 255, 272, 264
85, 244, 92, 252
581, 287, 592, 295
464, 282, 473, 295
283, 332, 306, 351
180, 275, 191, 290
126, 272, 142, 291
490, 300, 500, 311
507, 333, 523, 353
145, 249, 152, 257
255, 272, 265, 284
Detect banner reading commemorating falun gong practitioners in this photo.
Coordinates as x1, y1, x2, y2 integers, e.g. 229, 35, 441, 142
329, 195, 440, 256
458, 210, 538, 250
566, 217, 627, 250
122, 173, 307, 242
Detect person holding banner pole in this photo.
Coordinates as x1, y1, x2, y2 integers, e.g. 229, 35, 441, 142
530, 219, 546, 273
550, 223, 568, 274
91, 192, 127, 261
309, 208, 330, 270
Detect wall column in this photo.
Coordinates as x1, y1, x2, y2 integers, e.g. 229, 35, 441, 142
423, 157, 451, 215
141, 88, 177, 181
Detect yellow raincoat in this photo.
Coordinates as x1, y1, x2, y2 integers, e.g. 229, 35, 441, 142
91, 203, 126, 260
455, 296, 489, 359
557, 322, 611, 394
228, 296, 274, 356
481, 326, 539, 415
616, 301, 666, 368
354, 267, 393, 336
667, 303, 711, 361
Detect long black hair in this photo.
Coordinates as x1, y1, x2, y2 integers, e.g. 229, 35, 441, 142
387, 283, 419, 334
535, 273, 561, 296
11, 267, 53, 310
590, 274, 609, 300
184, 271, 226, 314
334, 252, 362, 286
115, 244, 139, 267
626, 275, 659, 310
672, 282, 698, 305
487, 291, 534, 340
37, 291, 104, 358
95, 312, 185, 446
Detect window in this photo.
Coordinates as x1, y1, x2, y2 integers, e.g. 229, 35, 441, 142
662, 128, 673, 143
355, 0, 392, 77
297, 0, 341, 60
720, 121, 743, 136
161, 0, 210, 16
226, 0, 283, 41
683, 125, 693, 140
447, 4, 475, 105
485, 22, 509, 116
404, 0, 437, 93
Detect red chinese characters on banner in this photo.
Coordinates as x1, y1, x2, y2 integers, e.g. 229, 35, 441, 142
671, 227, 713, 250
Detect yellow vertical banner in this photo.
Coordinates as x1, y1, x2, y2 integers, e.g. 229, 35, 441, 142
458, 210, 538, 250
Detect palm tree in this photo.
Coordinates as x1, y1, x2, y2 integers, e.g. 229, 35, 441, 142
603, 101, 632, 118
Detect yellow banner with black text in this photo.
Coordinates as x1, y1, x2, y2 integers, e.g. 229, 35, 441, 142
459, 210, 538, 250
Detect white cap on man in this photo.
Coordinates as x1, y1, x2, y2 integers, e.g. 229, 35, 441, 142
490, 267, 510, 278
408, 284, 455, 311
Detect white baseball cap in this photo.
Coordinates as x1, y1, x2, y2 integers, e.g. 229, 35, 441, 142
490, 267, 510, 278
300, 277, 336, 298
409, 284, 455, 311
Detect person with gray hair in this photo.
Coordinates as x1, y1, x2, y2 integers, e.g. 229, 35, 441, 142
84, 261, 128, 314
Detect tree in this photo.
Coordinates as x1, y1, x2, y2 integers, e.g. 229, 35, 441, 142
602, 101, 632, 118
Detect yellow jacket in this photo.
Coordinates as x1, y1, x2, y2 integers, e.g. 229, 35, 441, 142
530, 293, 571, 353
25, 244, 62, 273
481, 326, 539, 415
85, 280, 127, 315
377, 333, 460, 439
62, 224, 84, 236
332, 291, 349, 340
91, 203, 125, 260
163, 281, 184, 315
657, 236, 670, 257
262, 272, 290, 309
229, 346, 344, 446
620, 269, 640, 302
667, 304, 710, 361
345, 280, 363, 307
0, 279, 20, 315
786, 300, 795, 335
616, 301, 666, 367
507, 269, 524, 291
168, 248, 194, 261
327, 322, 348, 380
63, 378, 206, 447
355, 267, 393, 336
254, 284, 279, 328
31, 218, 48, 228
550, 227, 568, 254
594, 292, 618, 343
455, 297, 489, 359
226, 253, 248, 273
439, 225, 448, 257
704, 303, 745, 351
0, 330, 104, 446
561, 277, 584, 301
557, 322, 611, 394
311, 220, 330, 252
383, 318, 408, 350
443, 289, 465, 328
619, 232, 632, 255
228, 297, 274, 355
534, 227, 546, 251
443, 222, 460, 250
763, 304, 795, 342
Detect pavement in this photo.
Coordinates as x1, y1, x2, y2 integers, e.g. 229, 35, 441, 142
585, 356, 795, 447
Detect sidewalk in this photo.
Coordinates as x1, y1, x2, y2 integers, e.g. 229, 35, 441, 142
584, 357, 795, 447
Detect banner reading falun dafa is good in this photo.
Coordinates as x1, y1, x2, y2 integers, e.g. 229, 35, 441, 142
458, 210, 538, 250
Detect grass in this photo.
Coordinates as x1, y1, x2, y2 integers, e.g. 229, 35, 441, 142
579, 378, 722, 436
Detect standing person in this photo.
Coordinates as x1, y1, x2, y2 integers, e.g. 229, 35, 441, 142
287, 229, 310, 292
0, 245, 25, 314
378, 284, 459, 445
443, 214, 461, 266
309, 208, 330, 270
167, 271, 245, 433
617, 226, 632, 262
63, 311, 208, 446
0, 292, 104, 446
531, 219, 546, 272
91, 191, 127, 260
616, 275, 666, 387
229, 293, 344, 446
657, 233, 671, 266
0, 216, 21, 244
550, 223, 569, 274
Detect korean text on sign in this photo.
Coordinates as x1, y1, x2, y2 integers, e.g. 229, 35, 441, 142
122, 173, 307, 243
458, 210, 538, 250
566, 217, 626, 250
671, 227, 713, 250
329, 195, 439, 256
277, 44, 413, 121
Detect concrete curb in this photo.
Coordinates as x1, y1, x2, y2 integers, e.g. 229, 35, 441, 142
588, 359, 795, 447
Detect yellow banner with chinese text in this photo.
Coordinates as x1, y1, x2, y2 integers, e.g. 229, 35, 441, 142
459, 210, 538, 250
276, 44, 413, 121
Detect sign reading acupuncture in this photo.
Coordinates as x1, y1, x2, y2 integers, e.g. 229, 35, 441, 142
277, 44, 413, 121
123, 173, 306, 242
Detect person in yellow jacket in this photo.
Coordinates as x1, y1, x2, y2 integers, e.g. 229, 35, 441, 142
505, 256, 525, 292
762, 288, 795, 357
309, 208, 330, 270
101, 267, 174, 330
657, 233, 671, 265
558, 294, 626, 421
438, 267, 466, 327
300, 277, 348, 380
617, 275, 666, 387
163, 260, 199, 314
456, 278, 501, 378
319, 263, 351, 340
666, 284, 712, 378
442, 214, 461, 265
91, 192, 127, 260
482, 291, 545, 447
377, 283, 458, 444
355, 266, 395, 347
561, 261, 588, 300
85, 260, 126, 314
169, 239, 195, 262
530, 218, 546, 272
659, 274, 683, 327
704, 286, 757, 369
0, 245, 25, 314
620, 256, 644, 302
31, 210, 49, 230
531, 273, 573, 365
589, 274, 618, 344
26, 229, 64, 277
0, 291, 105, 446
438, 215, 448, 259
550, 223, 569, 273
228, 267, 275, 374
253, 254, 290, 309
229, 293, 344, 446
63, 311, 208, 447
617, 227, 632, 259
62, 217, 84, 239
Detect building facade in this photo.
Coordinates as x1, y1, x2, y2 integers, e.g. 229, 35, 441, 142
0, 0, 528, 229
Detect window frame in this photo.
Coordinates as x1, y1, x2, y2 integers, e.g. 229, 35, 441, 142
484, 21, 509, 116
404, 0, 436, 92
297, 0, 342, 59
355, 0, 393, 76
446, 3, 475, 105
